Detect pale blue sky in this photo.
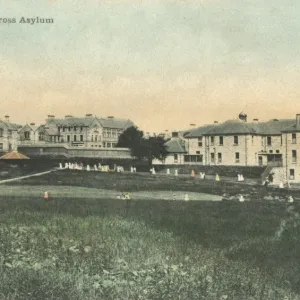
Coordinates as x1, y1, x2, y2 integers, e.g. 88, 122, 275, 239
1, 0, 300, 132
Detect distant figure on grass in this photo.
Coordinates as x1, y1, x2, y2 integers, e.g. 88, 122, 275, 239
288, 195, 294, 203
215, 173, 220, 181
191, 170, 196, 178
268, 173, 274, 184
166, 168, 170, 175
263, 177, 269, 188
130, 166, 134, 173
279, 181, 284, 189
238, 194, 245, 202
44, 191, 50, 201
133, 167, 137, 173
151, 168, 156, 175
238, 173, 244, 182
200, 172, 206, 180
174, 169, 178, 176
184, 193, 189, 201
172, 193, 176, 200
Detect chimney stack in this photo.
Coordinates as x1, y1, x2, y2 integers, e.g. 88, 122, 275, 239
253, 118, 259, 122
85, 114, 93, 118
47, 115, 55, 121
107, 116, 114, 119
30, 123, 35, 126
296, 114, 300, 127
65, 115, 73, 119
4, 115, 9, 123
214, 121, 218, 124
172, 132, 179, 139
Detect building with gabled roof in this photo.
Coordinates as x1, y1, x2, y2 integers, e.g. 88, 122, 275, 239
0, 116, 22, 153
18, 114, 135, 149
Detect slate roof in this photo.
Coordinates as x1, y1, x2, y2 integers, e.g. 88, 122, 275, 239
0, 121, 22, 131
98, 118, 134, 129
184, 119, 296, 137
47, 116, 134, 129
184, 124, 216, 138
165, 139, 187, 153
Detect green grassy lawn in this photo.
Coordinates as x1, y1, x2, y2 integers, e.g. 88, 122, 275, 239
1, 171, 300, 299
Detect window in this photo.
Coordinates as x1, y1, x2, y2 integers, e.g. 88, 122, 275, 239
210, 136, 214, 145
107, 143, 111, 148
63, 127, 66, 132
281, 135, 283, 145
292, 150, 297, 163
8, 130, 12, 137
235, 152, 240, 163
107, 130, 111, 138
252, 136, 254, 145
290, 169, 295, 180
219, 136, 223, 146
174, 154, 178, 162
218, 153, 222, 163
292, 133, 297, 144
24, 131, 30, 140
73, 135, 77, 142
198, 137, 203, 147
0, 129, 3, 137
103, 142, 106, 148
112, 143, 117, 147
95, 135, 98, 142
267, 136, 272, 146
80, 135, 83, 142
196, 151, 200, 154
68, 126, 71, 132
269, 150, 273, 153
67, 135, 70, 142
0, 143, 3, 150
234, 136, 238, 145
80, 126, 83, 131
91, 135, 94, 142
38, 132, 44, 141
210, 153, 215, 163
276, 150, 280, 153
261, 137, 264, 146
184, 155, 203, 163
74, 126, 77, 131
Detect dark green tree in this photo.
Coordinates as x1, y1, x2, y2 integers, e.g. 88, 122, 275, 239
117, 127, 168, 166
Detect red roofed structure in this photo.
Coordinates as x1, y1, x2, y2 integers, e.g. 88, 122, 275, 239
0, 151, 29, 160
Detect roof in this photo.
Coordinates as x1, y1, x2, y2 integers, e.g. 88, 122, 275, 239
185, 124, 216, 138
47, 116, 134, 129
98, 118, 134, 129
19, 124, 39, 133
0, 121, 22, 131
165, 139, 187, 153
184, 119, 295, 137
0, 151, 29, 159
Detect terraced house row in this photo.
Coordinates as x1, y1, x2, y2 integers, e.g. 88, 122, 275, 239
158, 113, 300, 182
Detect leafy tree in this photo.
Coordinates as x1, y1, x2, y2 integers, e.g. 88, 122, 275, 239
117, 127, 168, 167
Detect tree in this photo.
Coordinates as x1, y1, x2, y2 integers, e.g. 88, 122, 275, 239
117, 127, 168, 166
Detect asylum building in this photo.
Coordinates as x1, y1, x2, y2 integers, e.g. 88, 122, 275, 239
18, 114, 134, 149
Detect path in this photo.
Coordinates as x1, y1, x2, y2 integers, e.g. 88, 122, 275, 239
0, 168, 59, 185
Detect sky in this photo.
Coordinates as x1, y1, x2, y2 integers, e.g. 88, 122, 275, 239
1, 0, 300, 133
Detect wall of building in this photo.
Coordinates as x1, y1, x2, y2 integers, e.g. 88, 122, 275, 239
282, 132, 300, 182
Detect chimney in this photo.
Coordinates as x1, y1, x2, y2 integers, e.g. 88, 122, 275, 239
4, 115, 9, 122
214, 121, 218, 124
30, 123, 35, 126
65, 115, 73, 119
253, 118, 259, 122
85, 114, 93, 118
172, 131, 179, 139
296, 114, 300, 127
47, 115, 55, 121
108, 116, 114, 119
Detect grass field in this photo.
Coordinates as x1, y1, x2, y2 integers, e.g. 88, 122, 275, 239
1, 170, 300, 299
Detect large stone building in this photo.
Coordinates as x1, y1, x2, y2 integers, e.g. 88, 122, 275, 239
18, 114, 134, 148
157, 114, 296, 170
0, 116, 22, 153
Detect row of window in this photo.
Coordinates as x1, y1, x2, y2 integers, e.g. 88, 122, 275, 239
197, 134, 298, 147
179, 153, 241, 163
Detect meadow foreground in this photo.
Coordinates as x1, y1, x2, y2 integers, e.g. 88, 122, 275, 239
0, 171, 300, 299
